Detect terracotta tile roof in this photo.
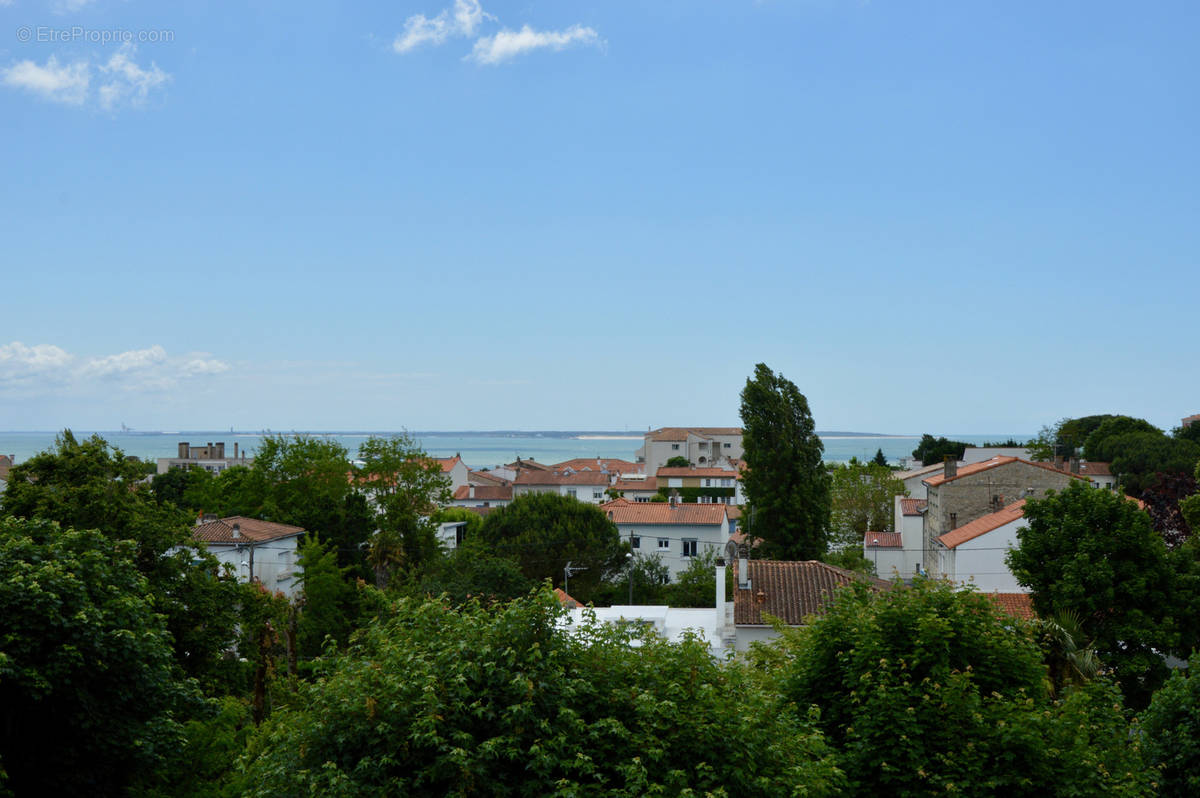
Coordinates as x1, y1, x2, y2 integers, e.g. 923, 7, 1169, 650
193, 515, 305, 545
554, 588, 582, 609
655, 466, 741, 479
1048, 460, 1113, 477
468, 469, 509, 486
610, 476, 658, 492
514, 469, 611, 486
647, 426, 742, 442
452, 484, 513, 501
505, 458, 553, 472
900, 498, 927, 516
601, 499, 729, 526
733, 559, 890, 626
725, 506, 743, 521
432, 456, 463, 473
865, 532, 903, 548
936, 500, 1027, 550
924, 457, 1090, 487
986, 592, 1035, 620
551, 458, 639, 475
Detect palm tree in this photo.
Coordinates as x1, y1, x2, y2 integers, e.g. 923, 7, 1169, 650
1039, 609, 1101, 697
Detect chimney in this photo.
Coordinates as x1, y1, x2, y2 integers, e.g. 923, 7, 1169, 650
234, 442, 239, 459
1054, 455, 1064, 468
715, 557, 726, 628
231, 522, 240, 539
943, 455, 957, 479
469, 484, 475, 499
178, 441, 190, 459
738, 549, 751, 590
1069, 456, 1080, 474
215, 442, 225, 459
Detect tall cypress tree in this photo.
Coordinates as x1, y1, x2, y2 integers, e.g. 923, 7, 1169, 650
739, 363, 831, 560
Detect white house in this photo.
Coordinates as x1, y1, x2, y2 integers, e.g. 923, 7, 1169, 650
609, 474, 659, 502
894, 462, 946, 501
602, 499, 731, 579
432, 456, 470, 494
513, 468, 611, 504
932, 500, 1028, 592
192, 515, 305, 599
864, 496, 927, 581
450, 483, 513, 508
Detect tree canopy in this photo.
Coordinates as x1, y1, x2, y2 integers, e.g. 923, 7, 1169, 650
739, 362, 831, 560
1007, 482, 1179, 705
911, 433, 969, 466
479, 493, 625, 601
767, 577, 1151, 796
0, 517, 196, 795
828, 459, 905, 551
235, 590, 842, 796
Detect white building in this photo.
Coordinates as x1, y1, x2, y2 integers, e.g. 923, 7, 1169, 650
450, 483, 513, 508
864, 496, 926, 581
192, 515, 305, 599
513, 468, 611, 504
932, 500, 1028, 593
637, 427, 743, 472
432, 456, 470, 494
602, 499, 731, 579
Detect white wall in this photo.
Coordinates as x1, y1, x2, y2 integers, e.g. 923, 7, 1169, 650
617, 520, 729, 578
207, 537, 302, 599
937, 518, 1026, 592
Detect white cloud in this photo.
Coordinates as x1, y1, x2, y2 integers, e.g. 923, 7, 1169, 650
1, 56, 90, 105
0, 342, 231, 395
97, 44, 169, 110
56, 0, 97, 12
1, 45, 168, 110
469, 24, 601, 65
394, 0, 489, 53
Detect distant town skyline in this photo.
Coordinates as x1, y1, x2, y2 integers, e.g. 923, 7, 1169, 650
3, 1, 1198, 434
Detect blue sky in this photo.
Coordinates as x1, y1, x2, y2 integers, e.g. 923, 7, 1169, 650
1, 0, 1197, 434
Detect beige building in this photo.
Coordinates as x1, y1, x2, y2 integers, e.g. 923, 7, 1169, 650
637, 427, 743, 472
921, 456, 1087, 573
157, 441, 251, 474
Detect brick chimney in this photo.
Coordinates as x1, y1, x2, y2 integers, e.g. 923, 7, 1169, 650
1069, 456, 1080, 474
943, 455, 957, 479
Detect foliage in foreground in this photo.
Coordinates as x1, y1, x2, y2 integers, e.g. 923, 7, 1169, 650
236, 590, 842, 797
760, 578, 1151, 796
1140, 655, 1200, 798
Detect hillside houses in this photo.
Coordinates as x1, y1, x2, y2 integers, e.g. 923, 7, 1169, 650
637, 427, 743, 472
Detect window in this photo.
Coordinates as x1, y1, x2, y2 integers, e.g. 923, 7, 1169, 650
949, 512, 957, 529
566, 489, 577, 498
631, 536, 641, 549
704, 479, 712, 487
671, 444, 680, 450
682, 539, 697, 557
593, 490, 604, 499
657, 538, 670, 550
723, 442, 731, 448
635, 496, 649, 502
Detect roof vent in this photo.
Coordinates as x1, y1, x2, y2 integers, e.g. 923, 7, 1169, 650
231, 522, 241, 539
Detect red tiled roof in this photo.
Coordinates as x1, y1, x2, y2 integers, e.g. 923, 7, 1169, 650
647, 426, 742, 442
733, 559, 890, 625
601, 499, 729, 526
924, 457, 1089, 487
610, 476, 658, 492
505, 458, 553, 472
468, 469, 509, 486
193, 515, 305, 545
725, 506, 743, 521
554, 588, 582, 609
900, 498, 927, 516
432, 456, 463, 473
937, 500, 1027, 549
986, 592, 1035, 620
655, 466, 741, 479
551, 458, 639, 475
865, 532, 903, 548
514, 469, 610, 486
452, 484, 513, 501
1048, 460, 1113, 477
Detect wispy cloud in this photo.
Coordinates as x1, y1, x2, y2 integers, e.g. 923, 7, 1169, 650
394, 0, 489, 54
1, 56, 90, 104
0, 342, 230, 395
1, 45, 168, 110
469, 24, 601, 65
393, 0, 600, 65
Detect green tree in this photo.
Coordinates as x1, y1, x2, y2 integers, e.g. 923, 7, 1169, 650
828, 459, 905, 551
662, 547, 730, 607
480, 493, 626, 602
1007, 482, 1178, 705
416, 537, 534, 605
870, 447, 888, 467
0, 517, 196, 795
911, 433, 969, 466
1083, 416, 1164, 461
295, 535, 362, 659
1140, 654, 1200, 797
664, 455, 691, 468
235, 591, 843, 796
2, 431, 243, 688
770, 578, 1151, 795
355, 434, 451, 587
739, 363, 831, 560
1105, 432, 1200, 495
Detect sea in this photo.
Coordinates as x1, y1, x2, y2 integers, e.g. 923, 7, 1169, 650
0, 430, 1031, 470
